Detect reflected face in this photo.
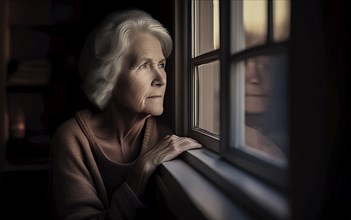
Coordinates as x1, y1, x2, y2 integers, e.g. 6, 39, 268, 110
245, 56, 271, 113
114, 32, 167, 116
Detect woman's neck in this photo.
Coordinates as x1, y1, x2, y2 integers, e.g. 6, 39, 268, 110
92, 101, 149, 144
245, 113, 267, 131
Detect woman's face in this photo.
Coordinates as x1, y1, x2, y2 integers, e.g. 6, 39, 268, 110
245, 56, 271, 113
114, 32, 167, 116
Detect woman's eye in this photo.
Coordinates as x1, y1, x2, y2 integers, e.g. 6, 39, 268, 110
257, 62, 269, 70
158, 63, 166, 69
139, 63, 148, 69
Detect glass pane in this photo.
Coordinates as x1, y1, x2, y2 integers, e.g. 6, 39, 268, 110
273, 0, 290, 42
231, 55, 288, 166
194, 61, 220, 136
230, 0, 268, 53
243, 0, 267, 48
192, 0, 220, 57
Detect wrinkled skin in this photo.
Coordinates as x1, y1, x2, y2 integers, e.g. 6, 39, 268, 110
127, 135, 202, 197
99, 32, 202, 197
114, 32, 167, 116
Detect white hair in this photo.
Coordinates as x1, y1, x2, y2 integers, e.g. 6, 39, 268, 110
79, 9, 173, 110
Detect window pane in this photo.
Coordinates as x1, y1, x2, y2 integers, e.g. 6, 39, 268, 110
231, 0, 268, 53
273, 0, 290, 42
243, 0, 267, 48
231, 1, 290, 52
231, 55, 288, 166
192, 0, 220, 57
194, 61, 220, 136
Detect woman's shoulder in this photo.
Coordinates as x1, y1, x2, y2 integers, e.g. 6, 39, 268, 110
51, 116, 80, 140
52, 109, 90, 140
50, 110, 93, 156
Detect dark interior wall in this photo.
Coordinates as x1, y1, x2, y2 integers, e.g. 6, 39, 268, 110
290, 0, 351, 219
319, 1, 350, 219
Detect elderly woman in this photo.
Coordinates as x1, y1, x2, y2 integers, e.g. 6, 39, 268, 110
50, 9, 202, 219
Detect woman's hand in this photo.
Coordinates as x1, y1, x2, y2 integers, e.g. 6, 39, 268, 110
126, 135, 202, 197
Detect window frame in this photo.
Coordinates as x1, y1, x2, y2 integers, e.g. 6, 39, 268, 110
183, 0, 290, 189
172, 0, 290, 218
188, 51, 220, 152
169, 0, 341, 219
187, 0, 220, 152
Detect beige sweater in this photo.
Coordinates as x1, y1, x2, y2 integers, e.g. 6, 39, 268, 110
50, 109, 171, 220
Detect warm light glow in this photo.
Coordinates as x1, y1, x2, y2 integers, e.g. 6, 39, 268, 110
11, 109, 26, 139
243, 0, 267, 47
273, 0, 290, 41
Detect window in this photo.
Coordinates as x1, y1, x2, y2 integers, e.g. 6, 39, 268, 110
189, 0, 220, 152
186, 0, 290, 185
163, 1, 345, 220
171, 0, 291, 219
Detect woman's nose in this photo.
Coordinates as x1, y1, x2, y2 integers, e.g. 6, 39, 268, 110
248, 74, 260, 84
246, 62, 261, 84
151, 66, 166, 87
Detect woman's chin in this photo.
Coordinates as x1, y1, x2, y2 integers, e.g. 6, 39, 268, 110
150, 109, 164, 116
142, 107, 164, 116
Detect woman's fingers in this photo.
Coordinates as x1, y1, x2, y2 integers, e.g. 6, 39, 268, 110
179, 137, 202, 150
127, 135, 203, 196
152, 136, 203, 163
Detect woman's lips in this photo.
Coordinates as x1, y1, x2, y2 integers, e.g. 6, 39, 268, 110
147, 95, 163, 98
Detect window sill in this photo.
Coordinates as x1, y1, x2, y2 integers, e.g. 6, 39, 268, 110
156, 149, 289, 220
156, 158, 250, 220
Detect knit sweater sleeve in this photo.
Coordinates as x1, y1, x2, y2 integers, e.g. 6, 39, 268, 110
50, 120, 146, 220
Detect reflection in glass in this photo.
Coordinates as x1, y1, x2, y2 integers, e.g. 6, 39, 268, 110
244, 55, 288, 163
192, 0, 220, 57
194, 61, 220, 136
